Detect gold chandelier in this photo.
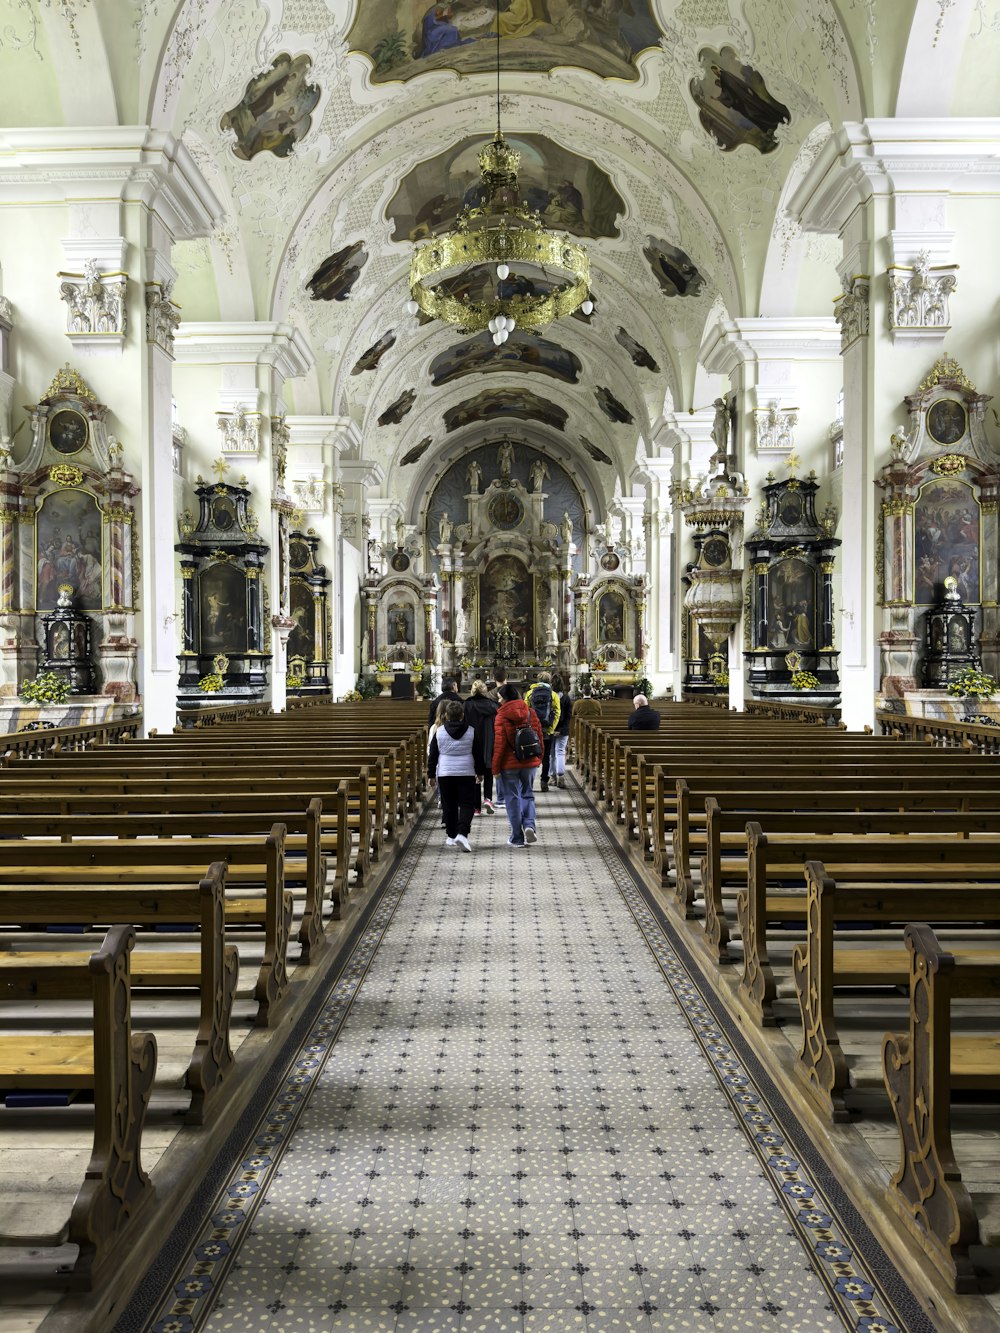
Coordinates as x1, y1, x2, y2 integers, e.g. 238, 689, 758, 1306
406, 2, 592, 340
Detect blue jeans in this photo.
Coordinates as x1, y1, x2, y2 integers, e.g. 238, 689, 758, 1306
551, 734, 569, 776
496, 768, 536, 843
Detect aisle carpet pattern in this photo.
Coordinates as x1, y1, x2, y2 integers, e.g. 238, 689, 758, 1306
128, 779, 927, 1333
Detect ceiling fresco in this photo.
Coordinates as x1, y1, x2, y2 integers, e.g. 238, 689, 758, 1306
26, 0, 961, 513
429, 331, 582, 387
444, 388, 569, 433
347, 0, 664, 86
219, 54, 320, 161
387, 132, 624, 242
690, 47, 791, 155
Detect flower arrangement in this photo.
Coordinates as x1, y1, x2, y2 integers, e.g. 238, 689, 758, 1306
458, 657, 472, 670
410, 657, 426, 673
711, 669, 730, 689
591, 676, 611, 699
373, 657, 390, 672
339, 688, 363, 702
624, 656, 641, 672
947, 666, 999, 700
20, 671, 71, 705
198, 672, 224, 693
591, 656, 607, 671
633, 674, 653, 698
286, 673, 305, 690
790, 670, 820, 691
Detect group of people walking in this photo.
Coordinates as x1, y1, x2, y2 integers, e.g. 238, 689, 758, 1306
426, 670, 575, 850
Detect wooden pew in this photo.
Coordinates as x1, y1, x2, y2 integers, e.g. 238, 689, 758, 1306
652, 771, 1000, 892
736, 828, 1000, 1026
789, 858, 1000, 1121
0, 768, 377, 883
696, 793, 1000, 954
0, 831, 290, 1026
883, 922, 1000, 1293
0, 923, 156, 1287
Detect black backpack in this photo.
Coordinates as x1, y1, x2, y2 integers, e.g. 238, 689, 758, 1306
531, 684, 553, 728
513, 723, 543, 761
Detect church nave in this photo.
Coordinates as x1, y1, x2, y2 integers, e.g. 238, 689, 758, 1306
123, 785, 916, 1333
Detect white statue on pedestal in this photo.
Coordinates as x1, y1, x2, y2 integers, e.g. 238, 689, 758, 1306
497, 440, 514, 479
466, 460, 482, 493
455, 606, 468, 645
545, 605, 559, 647
438, 511, 452, 544
529, 459, 549, 492
561, 511, 573, 546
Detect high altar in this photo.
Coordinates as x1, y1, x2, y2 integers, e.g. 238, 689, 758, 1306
361, 440, 646, 684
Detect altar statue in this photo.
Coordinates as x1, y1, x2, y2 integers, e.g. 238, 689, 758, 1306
561, 511, 573, 545
455, 606, 468, 643
545, 605, 559, 644
529, 459, 549, 492
466, 459, 482, 493
438, 511, 452, 544
711, 397, 729, 461
395, 516, 406, 548
497, 440, 514, 479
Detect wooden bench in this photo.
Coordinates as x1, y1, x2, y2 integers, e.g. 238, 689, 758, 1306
883, 922, 1000, 1292
697, 794, 1000, 956
736, 828, 1000, 1026
790, 857, 1000, 1121
0, 830, 290, 1026
0, 862, 236, 1120
0, 923, 156, 1287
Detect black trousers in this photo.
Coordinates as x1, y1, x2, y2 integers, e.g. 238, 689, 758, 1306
438, 775, 478, 838
540, 734, 554, 783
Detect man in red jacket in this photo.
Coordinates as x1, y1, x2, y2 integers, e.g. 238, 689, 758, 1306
492, 682, 544, 848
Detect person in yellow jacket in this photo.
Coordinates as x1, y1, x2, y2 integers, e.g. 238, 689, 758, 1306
525, 670, 561, 793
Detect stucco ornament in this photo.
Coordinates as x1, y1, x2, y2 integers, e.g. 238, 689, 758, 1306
888, 252, 957, 342
58, 260, 127, 350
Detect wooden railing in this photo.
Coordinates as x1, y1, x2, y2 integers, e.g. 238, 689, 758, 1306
745, 699, 843, 726
681, 693, 731, 710
174, 701, 273, 730
876, 709, 1000, 754
2, 715, 143, 761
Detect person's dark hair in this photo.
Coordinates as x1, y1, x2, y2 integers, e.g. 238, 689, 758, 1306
494, 667, 508, 685
498, 682, 521, 702
445, 700, 464, 722
442, 678, 457, 693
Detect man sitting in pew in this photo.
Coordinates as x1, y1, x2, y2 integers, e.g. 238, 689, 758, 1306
628, 694, 660, 731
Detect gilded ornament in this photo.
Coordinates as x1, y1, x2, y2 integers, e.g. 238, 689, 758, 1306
981, 501, 998, 515
44, 364, 97, 403
820, 561, 835, 575
181, 567, 194, 580
19, 508, 36, 525
917, 354, 976, 395
880, 497, 914, 517
49, 463, 84, 487
245, 567, 260, 580
930, 453, 967, 476
0, 507, 19, 523
752, 562, 769, 576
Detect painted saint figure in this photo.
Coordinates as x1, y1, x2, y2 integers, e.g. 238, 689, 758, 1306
421, 4, 478, 55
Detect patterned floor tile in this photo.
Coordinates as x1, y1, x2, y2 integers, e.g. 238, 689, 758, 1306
127, 782, 927, 1333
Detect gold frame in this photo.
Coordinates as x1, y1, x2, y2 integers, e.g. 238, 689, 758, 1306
47, 406, 89, 457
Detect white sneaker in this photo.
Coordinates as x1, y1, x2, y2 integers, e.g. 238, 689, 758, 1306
455, 834, 472, 852
445, 836, 457, 847
524, 827, 537, 845
483, 800, 495, 814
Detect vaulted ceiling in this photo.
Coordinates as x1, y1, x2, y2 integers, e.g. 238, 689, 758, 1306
1, 0, 996, 504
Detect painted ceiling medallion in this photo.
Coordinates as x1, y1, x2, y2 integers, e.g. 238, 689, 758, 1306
220, 54, 320, 161
348, 0, 663, 85
352, 330, 396, 374
307, 243, 368, 302
430, 330, 581, 386
690, 46, 790, 155
595, 386, 633, 424
615, 327, 659, 372
400, 437, 434, 465
581, 437, 613, 465
378, 388, 417, 426
444, 388, 567, 432
388, 133, 623, 243
643, 238, 705, 298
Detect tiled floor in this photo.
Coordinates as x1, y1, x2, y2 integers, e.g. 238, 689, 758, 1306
133, 778, 923, 1333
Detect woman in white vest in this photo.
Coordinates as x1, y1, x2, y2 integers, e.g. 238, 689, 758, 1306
428, 700, 486, 852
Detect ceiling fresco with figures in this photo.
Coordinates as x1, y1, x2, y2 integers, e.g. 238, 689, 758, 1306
4, 0, 997, 510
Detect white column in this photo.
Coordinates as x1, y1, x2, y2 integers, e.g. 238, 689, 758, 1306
632, 451, 675, 696
173, 322, 314, 714
787, 119, 1000, 729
